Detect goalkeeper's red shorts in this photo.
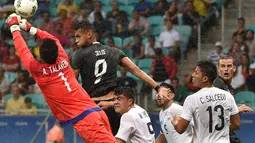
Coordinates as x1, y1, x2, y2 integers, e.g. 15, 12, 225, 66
73, 110, 115, 143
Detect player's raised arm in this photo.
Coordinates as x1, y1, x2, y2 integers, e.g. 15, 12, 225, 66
19, 19, 67, 57
5, 13, 35, 73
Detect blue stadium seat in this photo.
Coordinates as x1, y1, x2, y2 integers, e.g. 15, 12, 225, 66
151, 25, 162, 36
33, 18, 44, 27
235, 91, 255, 104
142, 37, 148, 45
123, 36, 134, 46
121, 49, 132, 58
119, 6, 134, 16
4, 93, 13, 101
26, 93, 48, 109
0, 19, 5, 28
117, 0, 139, 6
102, 6, 112, 13
100, 0, 112, 6
166, 0, 173, 2
49, 7, 58, 17
27, 39, 37, 47
113, 37, 123, 48
127, 72, 139, 81
174, 25, 192, 37
137, 58, 153, 69
147, 16, 164, 26
117, 70, 121, 77
162, 48, 169, 55
74, 0, 83, 4
247, 25, 255, 33
4, 72, 18, 83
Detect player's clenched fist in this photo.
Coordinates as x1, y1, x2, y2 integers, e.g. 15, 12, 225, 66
5, 13, 21, 33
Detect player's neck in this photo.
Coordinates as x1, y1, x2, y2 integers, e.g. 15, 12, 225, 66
163, 100, 173, 111
201, 82, 213, 88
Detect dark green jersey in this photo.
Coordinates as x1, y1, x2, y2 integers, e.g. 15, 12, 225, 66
72, 43, 126, 97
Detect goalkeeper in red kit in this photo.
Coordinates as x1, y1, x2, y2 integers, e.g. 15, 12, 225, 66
5, 13, 115, 143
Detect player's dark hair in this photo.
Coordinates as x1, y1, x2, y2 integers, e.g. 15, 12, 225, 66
197, 60, 217, 83
40, 38, 58, 64
159, 82, 175, 94
72, 19, 95, 32
114, 87, 135, 104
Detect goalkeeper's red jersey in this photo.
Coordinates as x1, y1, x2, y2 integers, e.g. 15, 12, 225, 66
12, 30, 98, 123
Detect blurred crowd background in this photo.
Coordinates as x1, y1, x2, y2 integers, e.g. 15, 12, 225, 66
0, 0, 255, 115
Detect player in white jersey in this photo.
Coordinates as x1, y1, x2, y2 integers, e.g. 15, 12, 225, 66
114, 87, 155, 143
155, 83, 193, 143
171, 61, 240, 143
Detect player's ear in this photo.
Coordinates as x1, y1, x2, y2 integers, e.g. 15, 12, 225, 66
203, 76, 209, 83
128, 98, 134, 105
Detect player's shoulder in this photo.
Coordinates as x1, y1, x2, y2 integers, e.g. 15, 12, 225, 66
170, 102, 183, 111
122, 111, 135, 122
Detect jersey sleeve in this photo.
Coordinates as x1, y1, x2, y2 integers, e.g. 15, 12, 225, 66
71, 49, 82, 69
115, 113, 136, 142
12, 31, 36, 73
181, 96, 194, 121
35, 29, 67, 58
116, 48, 127, 65
229, 93, 239, 115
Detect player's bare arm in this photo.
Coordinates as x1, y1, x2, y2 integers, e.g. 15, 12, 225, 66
155, 133, 166, 143
230, 113, 240, 131
171, 115, 190, 134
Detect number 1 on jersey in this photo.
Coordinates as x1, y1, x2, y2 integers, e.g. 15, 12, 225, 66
59, 72, 72, 92
94, 59, 107, 84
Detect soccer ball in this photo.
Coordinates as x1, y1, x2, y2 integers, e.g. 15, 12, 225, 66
14, 0, 38, 18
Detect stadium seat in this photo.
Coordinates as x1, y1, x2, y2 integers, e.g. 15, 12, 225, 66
27, 39, 37, 47
117, 0, 139, 6
102, 6, 112, 13
151, 25, 162, 36
49, 7, 58, 17
123, 36, 134, 46
166, 0, 173, 2
26, 93, 48, 109
247, 25, 255, 33
0, 19, 5, 28
174, 25, 192, 37
4, 93, 13, 101
100, 0, 112, 6
147, 16, 164, 26
113, 37, 123, 48
137, 59, 153, 69
117, 70, 121, 77
119, 6, 134, 16
162, 48, 169, 55
4, 72, 18, 83
235, 91, 255, 104
33, 18, 44, 27
142, 37, 148, 45
127, 72, 139, 81
121, 48, 132, 58
74, 0, 83, 4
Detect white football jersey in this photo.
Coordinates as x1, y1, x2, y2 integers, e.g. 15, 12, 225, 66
115, 104, 155, 143
159, 103, 193, 143
181, 87, 239, 143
